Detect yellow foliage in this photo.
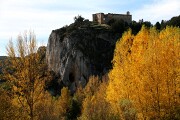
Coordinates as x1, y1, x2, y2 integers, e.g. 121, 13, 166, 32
84, 76, 100, 97
0, 89, 16, 120
5, 31, 48, 120
107, 26, 180, 119
79, 75, 119, 120
54, 87, 72, 119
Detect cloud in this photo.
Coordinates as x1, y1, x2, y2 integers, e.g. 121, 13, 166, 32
133, 0, 180, 23
0, 0, 179, 56
0, 0, 100, 55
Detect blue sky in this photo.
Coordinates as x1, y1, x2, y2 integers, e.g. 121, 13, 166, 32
0, 0, 180, 56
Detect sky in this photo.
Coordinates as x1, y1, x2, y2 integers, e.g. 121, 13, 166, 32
0, 0, 179, 56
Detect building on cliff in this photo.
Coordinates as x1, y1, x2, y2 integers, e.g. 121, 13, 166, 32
92, 11, 132, 24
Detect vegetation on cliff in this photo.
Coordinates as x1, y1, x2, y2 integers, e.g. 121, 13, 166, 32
0, 15, 179, 119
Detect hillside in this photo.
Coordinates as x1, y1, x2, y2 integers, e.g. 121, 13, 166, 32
0, 15, 179, 120
46, 19, 121, 92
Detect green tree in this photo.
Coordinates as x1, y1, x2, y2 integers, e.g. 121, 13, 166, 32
110, 19, 127, 34
130, 21, 142, 35
74, 15, 85, 24
155, 22, 161, 30
166, 15, 180, 27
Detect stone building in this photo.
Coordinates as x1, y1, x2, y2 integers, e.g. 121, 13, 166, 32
92, 11, 132, 24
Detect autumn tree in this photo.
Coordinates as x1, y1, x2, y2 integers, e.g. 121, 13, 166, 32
78, 75, 119, 120
107, 26, 180, 119
0, 87, 17, 120
35, 91, 57, 120
54, 87, 72, 120
5, 31, 48, 120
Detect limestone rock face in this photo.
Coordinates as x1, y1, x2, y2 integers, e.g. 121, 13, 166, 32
46, 22, 120, 92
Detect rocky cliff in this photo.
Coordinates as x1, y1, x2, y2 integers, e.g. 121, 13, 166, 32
46, 21, 120, 92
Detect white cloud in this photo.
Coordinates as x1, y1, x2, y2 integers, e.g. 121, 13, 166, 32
0, 0, 97, 55
133, 0, 180, 23
0, 0, 179, 56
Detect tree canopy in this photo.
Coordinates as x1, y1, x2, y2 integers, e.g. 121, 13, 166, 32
107, 26, 180, 119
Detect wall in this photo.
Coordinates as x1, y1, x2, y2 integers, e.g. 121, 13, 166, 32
93, 12, 132, 24
93, 13, 105, 24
